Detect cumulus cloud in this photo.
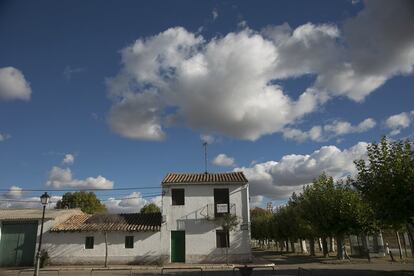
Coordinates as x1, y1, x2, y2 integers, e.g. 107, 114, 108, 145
0, 67, 32, 101
385, 110, 414, 136
62, 154, 75, 165
200, 134, 215, 144
2, 186, 23, 199
104, 192, 161, 213
46, 166, 114, 189
212, 153, 236, 167
106, 1, 414, 141
0, 132, 11, 142
283, 118, 376, 142
0, 186, 61, 209
212, 9, 218, 20
235, 142, 368, 200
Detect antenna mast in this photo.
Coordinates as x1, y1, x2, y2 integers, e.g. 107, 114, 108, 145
203, 142, 208, 173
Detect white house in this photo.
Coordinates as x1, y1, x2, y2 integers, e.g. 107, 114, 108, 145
160, 172, 252, 263
0, 171, 251, 266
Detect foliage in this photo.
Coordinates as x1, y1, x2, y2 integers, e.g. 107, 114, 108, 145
55, 191, 107, 214
215, 213, 239, 232
140, 203, 161, 214
354, 137, 414, 228
250, 208, 272, 241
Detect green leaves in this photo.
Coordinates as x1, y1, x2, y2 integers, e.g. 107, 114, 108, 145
56, 191, 107, 214
140, 203, 161, 214
354, 137, 414, 229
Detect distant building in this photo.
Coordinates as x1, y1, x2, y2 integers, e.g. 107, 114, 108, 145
0, 171, 251, 266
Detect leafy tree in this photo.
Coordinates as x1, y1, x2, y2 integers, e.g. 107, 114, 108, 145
215, 213, 239, 264
354, 137, 414, 256
140, 203, 161, 214
300, 173, 374, 259
250, 208, 272, 247
56, 191, 106, 214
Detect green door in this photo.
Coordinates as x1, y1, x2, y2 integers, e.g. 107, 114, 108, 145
171, 231, 185, 262
0, 222, 38, 267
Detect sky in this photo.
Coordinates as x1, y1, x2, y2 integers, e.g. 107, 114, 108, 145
0, 0, 413, 212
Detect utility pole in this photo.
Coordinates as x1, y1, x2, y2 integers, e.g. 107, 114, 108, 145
203, 142, 208, 173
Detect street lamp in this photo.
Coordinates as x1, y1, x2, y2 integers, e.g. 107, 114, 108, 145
34, 192, 50, 276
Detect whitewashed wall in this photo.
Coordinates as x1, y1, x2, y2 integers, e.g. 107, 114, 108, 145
43, 231, 162, 265
161, 183, 251, 263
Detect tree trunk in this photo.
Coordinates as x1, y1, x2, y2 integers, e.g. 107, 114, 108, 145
300, 239, 308, 254
291, 240, 296, 253
395, 231, 403, 259
336, 235, 344, 260
361, 234, 370, 262
329, 237, 335, 252
104, 232, 108, 267
406, 223, 414, 256
322, 237, 328, 257
318, 238, 323, 252
286, 240, 289, 252
402, 232, 408, 258
309, 238, 315, 256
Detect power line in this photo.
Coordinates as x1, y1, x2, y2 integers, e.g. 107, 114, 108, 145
0, 186, 160, 192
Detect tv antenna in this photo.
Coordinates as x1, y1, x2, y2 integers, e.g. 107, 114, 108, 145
203, 142, 208, 174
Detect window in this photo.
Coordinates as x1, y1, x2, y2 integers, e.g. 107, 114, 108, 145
125, 236, 134, 248
172, 189, 185, 205
216, 230, 229, 248
85, 236, 94, 249
214, 188, 229, 217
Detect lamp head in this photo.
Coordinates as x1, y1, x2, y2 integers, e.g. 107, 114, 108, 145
40, 192, 50, 205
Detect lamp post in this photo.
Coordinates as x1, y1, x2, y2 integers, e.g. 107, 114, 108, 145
34, 192, 50, 276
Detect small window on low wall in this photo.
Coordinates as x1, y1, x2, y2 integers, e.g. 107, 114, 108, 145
216, 230, 229, 248
85, 236, 94, 249
172, 189, 185, 205
125, 236, 134, 248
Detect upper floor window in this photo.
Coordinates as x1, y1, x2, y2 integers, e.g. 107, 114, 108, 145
85, 236, 94, 249
172, 188, 184, 205
214, 188, 229, 217
125, 236, 134, 248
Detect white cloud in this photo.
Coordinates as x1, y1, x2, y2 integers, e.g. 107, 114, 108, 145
62, 154, 75, 165
200, 134, 215, 144
283, 118, 376, 142
235, 142, 368, 200
212, 9, 218, 20
63, 66, 85, 80
212, 153, 235, 167
2, 186, 23, 199
46, 166, 114, 189
0, 132, 11, 142
107, 1, 414, 141
0, 67, 31, 101
104, 192, 150, 213
385, 110, 413, 136
0, 189, 61, 209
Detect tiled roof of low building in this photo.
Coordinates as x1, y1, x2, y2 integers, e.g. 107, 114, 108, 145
162, 172, 248, 185
50, 212, 161, 232
0, 208, 83, 221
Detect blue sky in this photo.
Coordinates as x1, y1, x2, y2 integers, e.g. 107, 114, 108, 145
0, 0, 413, 212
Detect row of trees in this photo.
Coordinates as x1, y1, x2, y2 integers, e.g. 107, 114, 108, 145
251, 137, 414, 259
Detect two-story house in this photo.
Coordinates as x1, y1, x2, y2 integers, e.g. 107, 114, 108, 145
160, 172, 252, 263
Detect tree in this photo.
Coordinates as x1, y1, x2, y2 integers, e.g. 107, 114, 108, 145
56, 191, 106, 214
140, 203, 161, 214
354, 137, 414, 256
300, 173, 374, 259
215, 213, 239, 264
250, 208, 272, 247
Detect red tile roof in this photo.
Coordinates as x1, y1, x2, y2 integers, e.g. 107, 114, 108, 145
50, 212, 161, 232
162, 172, 248, 185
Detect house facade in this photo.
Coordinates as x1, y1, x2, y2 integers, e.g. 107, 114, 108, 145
0, 171, 251, 266
160, 172, 252, 263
